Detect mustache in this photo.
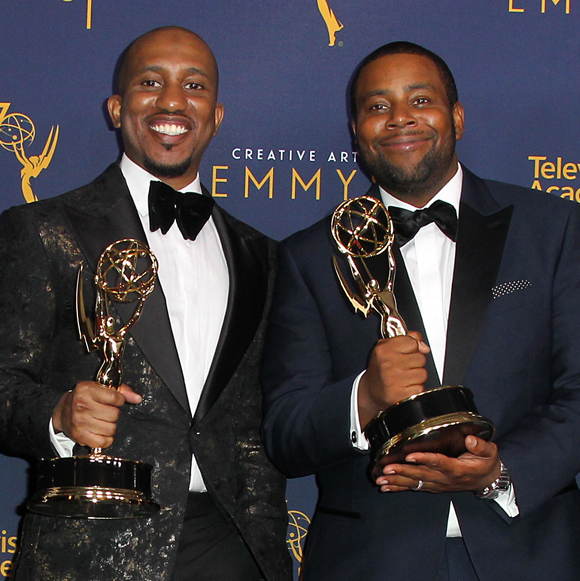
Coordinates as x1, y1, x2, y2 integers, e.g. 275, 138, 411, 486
375, 131, 432, 146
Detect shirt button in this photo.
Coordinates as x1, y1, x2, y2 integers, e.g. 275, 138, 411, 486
351, 431, 357, 443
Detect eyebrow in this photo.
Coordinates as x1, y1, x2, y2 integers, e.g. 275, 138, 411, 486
140, 65, 211, 79
359, 82, 437, 101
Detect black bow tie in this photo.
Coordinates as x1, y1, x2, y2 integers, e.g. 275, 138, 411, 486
148, 181, 214, 241
388, 200, 458, 246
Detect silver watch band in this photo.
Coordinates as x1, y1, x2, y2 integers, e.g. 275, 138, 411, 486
475, 460, 510, 500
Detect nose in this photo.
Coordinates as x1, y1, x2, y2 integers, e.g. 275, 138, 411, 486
156, 82, 188, 113
386, 101, 417, 129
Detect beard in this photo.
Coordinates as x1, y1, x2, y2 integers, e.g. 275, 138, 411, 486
143, 154, 193, 180
362, 133, 457, 200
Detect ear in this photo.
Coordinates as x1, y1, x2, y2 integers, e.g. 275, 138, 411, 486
452, 102, 465, 141
107, 94, 123, 129
213, 103, 224, 136
351, 118, 357, 138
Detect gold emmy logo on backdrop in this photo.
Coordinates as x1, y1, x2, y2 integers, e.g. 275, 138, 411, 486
0, 103, 59, 203
287, 508, 311, 572
317, 0, 344, 46
60, 0, 94, 29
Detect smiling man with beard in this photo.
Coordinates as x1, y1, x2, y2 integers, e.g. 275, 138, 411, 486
0, 26, 291, 581
262, 41, 580, 580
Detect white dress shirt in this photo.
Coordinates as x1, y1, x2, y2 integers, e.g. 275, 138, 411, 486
349, 164, 518, 536
51, 154, 229, 492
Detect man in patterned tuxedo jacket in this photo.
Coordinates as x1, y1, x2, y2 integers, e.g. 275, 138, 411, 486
0, 26, 291, 581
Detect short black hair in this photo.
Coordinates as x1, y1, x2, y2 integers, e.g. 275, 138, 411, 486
349, 41, 458, 119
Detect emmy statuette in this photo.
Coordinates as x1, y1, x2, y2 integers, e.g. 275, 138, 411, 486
331, 196, 494, 479
28, 239, 161, 519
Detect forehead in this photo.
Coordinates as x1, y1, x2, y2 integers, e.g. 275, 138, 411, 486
356, 53, 447, 100
125, 30, 217, 82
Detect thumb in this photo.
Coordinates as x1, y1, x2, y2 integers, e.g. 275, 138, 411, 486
417, 340, 431, 355
465, 435, 496, 459
407, 330, 430, 354
117, 384, 143, 405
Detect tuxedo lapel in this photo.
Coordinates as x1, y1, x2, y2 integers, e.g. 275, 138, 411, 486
443, 169, 513, 386
193, 199, 269, 424
62, 163, 190, 413
391, 246, 440, 389
359, 175, 513, 389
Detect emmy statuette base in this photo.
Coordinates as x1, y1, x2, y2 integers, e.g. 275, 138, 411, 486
364, 386, 495, 479
28, 455, 160, 519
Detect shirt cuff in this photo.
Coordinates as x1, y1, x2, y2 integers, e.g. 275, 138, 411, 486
49, 417, 75, 458
448, 484, 518, 537
493, 482, 519, 518
350, 371, 370, 451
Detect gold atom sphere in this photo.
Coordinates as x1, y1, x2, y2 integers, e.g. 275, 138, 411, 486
97, 239, 158, 302
0, 113, 35, 152
331, 195, 393, 259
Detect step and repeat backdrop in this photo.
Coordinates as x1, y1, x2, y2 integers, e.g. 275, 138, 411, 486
1, 0, 579, 578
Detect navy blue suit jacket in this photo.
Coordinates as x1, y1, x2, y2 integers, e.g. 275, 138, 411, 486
262, 167, 580, 581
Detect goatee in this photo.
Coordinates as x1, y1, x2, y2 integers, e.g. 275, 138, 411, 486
143, 155, 192, 180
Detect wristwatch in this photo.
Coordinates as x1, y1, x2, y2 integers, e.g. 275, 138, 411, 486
475, 460, 510, 500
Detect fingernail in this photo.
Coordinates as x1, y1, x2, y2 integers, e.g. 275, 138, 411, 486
384, 470, 396, 475
381, 486, 392, 493
406, 457, 417, 463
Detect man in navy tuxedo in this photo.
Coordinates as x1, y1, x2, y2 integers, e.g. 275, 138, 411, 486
0, 26, 290, 581
262, 41, 580, 580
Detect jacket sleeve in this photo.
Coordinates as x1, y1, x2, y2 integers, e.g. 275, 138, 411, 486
261, 239, 367, 478
493, 204, 580, 518
0, 206, 66, 459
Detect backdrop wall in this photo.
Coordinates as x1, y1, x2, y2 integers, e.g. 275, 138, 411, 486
1, 1, 579, 577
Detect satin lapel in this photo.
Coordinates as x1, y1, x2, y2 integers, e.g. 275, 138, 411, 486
62, 164, 190, 413
391, 245, 439, 389
443, 171, 513, 386
193, 200, 269, 424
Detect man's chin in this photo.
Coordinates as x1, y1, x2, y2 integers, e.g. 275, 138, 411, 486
366, 145, 456, 198
371, 164, 430, 194
143, 156, 192, 180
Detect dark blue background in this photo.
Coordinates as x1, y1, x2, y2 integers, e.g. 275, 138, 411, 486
2, 1, 579, 577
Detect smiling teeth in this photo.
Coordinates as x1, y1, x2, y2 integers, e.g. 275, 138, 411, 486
151, 124, 188, 136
